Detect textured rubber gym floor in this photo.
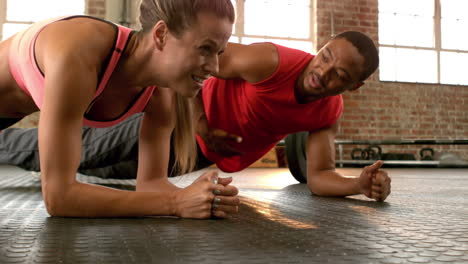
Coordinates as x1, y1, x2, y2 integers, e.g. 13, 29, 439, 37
0, 165, 467, 264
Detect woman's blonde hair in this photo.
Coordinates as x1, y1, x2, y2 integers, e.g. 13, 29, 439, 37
139, 0, 235, 36
172, 94, 195, 175
139, 0, 235, 174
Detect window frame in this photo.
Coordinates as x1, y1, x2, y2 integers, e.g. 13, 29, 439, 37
231, 0, 315, 52
0, 0, 86, 40
379, 0, 468, 85
0, 0, 6, 40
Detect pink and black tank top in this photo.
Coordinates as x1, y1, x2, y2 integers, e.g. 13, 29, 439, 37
8, 16, 156, 128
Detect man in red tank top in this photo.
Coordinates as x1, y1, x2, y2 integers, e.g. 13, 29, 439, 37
0, 31, 391, 202
194, 31, 389, 202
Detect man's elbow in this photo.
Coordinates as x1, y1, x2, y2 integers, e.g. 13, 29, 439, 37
306, 173, 343, 197
307, 177, 325, 196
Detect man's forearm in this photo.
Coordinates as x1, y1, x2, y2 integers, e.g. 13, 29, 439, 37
307, 170, 361, 197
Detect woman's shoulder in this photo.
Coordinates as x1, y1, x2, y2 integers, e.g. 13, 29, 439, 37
36, 17, 118, 66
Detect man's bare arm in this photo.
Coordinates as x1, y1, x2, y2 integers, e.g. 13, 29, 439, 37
215, 42, 278, 83
305, 123, 391, 201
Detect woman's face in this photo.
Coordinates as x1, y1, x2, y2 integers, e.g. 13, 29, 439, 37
159, 12, 233, 97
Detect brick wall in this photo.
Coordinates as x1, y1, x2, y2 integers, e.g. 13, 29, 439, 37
315, 0, 468, 160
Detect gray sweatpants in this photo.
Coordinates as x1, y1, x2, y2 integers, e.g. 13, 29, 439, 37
0, 114, 142, 179
0, 113, 214, 178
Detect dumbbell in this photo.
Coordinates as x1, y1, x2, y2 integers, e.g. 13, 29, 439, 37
420, 147, 434, 161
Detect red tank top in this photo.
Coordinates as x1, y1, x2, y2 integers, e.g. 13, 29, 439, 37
196, 43, 343, 172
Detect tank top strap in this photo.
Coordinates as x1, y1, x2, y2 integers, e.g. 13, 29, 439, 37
94, 25, 133, 98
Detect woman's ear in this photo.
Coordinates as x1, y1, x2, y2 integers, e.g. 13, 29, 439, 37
152, 20, 168, 51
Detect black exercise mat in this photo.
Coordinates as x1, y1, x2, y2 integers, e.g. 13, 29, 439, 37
1, 166, 467, 263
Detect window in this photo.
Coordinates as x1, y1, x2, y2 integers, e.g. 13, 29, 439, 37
0, 0, 85, 40
378, 0, 468, 85
230, 0, 314, 53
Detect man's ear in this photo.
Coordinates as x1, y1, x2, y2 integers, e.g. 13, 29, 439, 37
351, 81, 364, 91
152, 20, 168, 51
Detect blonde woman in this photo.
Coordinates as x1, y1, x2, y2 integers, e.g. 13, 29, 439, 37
0, 0, 239, 218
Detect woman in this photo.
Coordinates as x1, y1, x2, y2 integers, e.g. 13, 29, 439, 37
0, 0, 239, 218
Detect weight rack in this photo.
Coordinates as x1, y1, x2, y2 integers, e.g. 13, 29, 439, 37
335, 139, 468, 168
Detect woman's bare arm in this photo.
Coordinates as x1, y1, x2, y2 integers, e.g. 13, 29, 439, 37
136, 88, 178, 192
37, 20, 178, 218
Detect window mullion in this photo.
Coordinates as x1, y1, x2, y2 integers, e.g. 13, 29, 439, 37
236, 0, 313, 52
434, 0, 442, 83
0, 0, 6, 40
310, 0, 316, 52
235, 0, 245, 43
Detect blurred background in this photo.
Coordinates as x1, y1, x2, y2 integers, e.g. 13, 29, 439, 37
1, 0, 467, 166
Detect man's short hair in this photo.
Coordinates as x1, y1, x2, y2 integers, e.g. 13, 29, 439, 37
333, 31, 379, 81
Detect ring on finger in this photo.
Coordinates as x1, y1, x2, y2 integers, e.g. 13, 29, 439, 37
211, 207, 217, 218
212, 196, 221, 209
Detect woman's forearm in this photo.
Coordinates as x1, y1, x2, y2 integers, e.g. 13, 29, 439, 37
43, 179, 176, 217
136, 177, 181, 192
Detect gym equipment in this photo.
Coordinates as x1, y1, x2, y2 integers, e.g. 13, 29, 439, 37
351, 144, 417, 161
351, 148, 369, 160
336, 139, 468, 168
364, 145, 382, 160
420, 147, 435, 160
285, 133, 468, 183
284, 132, 308, 183
351, 144, 417, 162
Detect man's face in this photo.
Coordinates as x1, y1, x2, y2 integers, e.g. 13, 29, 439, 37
298, 38, 365, 103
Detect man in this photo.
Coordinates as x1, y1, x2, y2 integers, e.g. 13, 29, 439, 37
0, 31, 391, 202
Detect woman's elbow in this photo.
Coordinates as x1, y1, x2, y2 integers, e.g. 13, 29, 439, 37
42, 183, 70, 217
